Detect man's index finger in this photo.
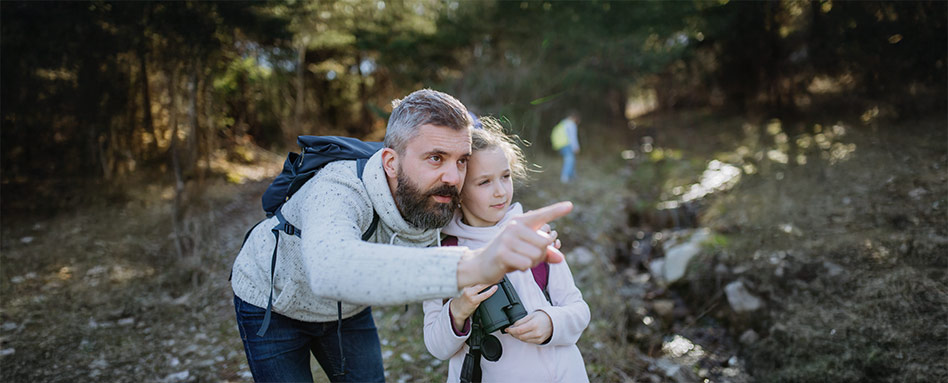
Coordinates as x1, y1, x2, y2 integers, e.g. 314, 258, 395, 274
519, 201, 573, 229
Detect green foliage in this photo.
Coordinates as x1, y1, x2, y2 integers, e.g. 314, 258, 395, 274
2, 0, 945, 200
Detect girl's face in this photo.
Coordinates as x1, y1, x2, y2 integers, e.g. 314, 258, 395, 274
459, 146, 514, 227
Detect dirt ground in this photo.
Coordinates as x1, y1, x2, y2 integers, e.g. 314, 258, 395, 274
1, 109, 945, 382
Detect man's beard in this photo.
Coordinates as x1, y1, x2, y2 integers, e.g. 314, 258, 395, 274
394, 169, 460, 230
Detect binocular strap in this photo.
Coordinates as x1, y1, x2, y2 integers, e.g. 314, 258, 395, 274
460, 347, 482, 383
460, 320, 503, 383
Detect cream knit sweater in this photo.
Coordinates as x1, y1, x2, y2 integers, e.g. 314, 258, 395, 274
231, 150, 467, 323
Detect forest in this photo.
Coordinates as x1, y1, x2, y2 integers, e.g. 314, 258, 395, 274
2, 1, 946, 382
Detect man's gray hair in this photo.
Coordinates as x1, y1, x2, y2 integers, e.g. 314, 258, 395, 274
384, 89, 473, 154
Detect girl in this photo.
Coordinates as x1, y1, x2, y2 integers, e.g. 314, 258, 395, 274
423, 119, 591, 383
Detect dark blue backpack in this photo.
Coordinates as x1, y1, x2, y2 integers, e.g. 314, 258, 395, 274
245, 136, 383, 337
262, 135, 384, 220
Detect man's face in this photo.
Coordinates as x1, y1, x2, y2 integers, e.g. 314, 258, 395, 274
391, 124, 472, 229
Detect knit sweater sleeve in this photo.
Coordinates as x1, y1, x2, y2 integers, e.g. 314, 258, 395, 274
292, 165, 467, 306
537, 258, 590, 346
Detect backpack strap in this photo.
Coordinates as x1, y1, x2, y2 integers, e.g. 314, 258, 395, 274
356, 157, 380, 241
542, 262, 552, 304
531, 262, 553, 305
256, 158, 379, 337
256, 223, 283, 336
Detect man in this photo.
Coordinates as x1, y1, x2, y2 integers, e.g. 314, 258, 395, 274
551, 111, 581, 183
231, 89, 571, 382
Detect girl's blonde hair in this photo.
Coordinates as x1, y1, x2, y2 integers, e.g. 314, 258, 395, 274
471, 116, 530, 183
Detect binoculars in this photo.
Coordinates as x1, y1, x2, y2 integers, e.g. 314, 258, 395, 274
464, 275, 527, 365
474, 276, 527, 334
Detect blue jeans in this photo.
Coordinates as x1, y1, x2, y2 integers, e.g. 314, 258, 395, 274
234, 295, 385, 382
560, 147, 576, 183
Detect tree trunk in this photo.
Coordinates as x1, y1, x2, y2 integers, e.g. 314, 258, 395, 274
169, 66, 186, 259
295, 41, 305, 137
138, 46, 159, 157
188, 63, 200, 178
203, 78, 215, 178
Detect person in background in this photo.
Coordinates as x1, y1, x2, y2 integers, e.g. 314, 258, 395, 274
551, 111, 581, 183
424, 117, 590, 383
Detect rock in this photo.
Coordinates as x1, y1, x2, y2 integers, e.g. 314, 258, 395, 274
778, 223, 803, 236
823, 261, 845, 277
728, 355, 739, 367
662, 229, 711, 283
662, 335, 696, 358
85, 265, 108, 277
663, 243, 702, 283
164, 370, 190, 382
20, 236, 34, 244
715, 264, 729, 275
656, 357, 700, 383
89, 358, 109, 369
653, 299, 675, 319
0, 348, 14, 357
739, 329, 759, 345
649, 259, 666, 284
1, 322, 17, 331
568, 246, 596, 266
725, 281, 763, 312
908, 187, 928, 200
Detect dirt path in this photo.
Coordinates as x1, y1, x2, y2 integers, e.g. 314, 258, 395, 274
1, 179, 269, 382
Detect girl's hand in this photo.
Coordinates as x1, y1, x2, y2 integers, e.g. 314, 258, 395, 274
449, 284, 497, 330
540, 224, 562, 250
505, 310, 553, 344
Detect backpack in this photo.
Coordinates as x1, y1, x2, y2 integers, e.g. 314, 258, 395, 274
551, 119, 569, 150
241, 135, 383, 337
262, 135, 383, 219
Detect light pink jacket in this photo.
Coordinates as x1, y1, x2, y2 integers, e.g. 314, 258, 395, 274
423, 203, 591, 383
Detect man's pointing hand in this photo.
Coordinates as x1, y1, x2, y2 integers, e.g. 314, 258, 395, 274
457, 201, 573, 289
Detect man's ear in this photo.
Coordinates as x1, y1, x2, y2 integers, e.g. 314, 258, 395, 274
381, 148, 399, 178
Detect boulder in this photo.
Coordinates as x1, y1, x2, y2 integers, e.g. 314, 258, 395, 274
725, 280, 763, 312
662, 229, 710, 283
